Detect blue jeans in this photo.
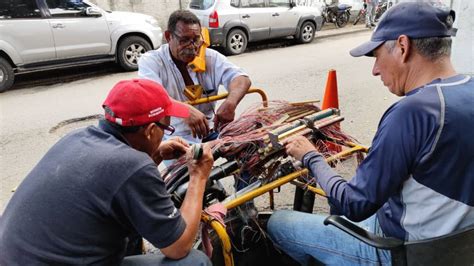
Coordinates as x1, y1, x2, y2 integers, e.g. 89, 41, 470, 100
121, 249, 211, 266
267, 210, 391, 265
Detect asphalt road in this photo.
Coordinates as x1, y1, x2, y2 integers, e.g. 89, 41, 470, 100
0, 31, 398, 213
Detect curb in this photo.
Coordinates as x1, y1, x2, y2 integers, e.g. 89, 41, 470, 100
318, 27, 371, 40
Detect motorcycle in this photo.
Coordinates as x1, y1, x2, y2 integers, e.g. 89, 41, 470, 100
353, 2, 367, 25
321, 2, 352, 28
375, 1, 389, 22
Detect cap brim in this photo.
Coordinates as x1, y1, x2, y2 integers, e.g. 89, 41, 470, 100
350, 40, 385, 57
166, 99, 190, 118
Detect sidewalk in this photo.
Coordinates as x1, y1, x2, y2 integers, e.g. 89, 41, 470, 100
318, 23, 371, 39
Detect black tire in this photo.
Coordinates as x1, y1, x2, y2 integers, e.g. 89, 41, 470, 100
0, 57, 14, 93
336, 12, 349, 28
297, 21, 315, 44
225, 29, 247, 56
117, 36, 152, 71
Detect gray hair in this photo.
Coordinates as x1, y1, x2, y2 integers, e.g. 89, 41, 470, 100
384, 37, 452, 61
168, 10, 201, 33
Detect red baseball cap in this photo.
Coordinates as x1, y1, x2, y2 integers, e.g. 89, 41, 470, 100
102, 79, 189, 126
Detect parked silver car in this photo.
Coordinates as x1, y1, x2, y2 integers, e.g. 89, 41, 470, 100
0, 0, 162, 92
188, 0, 323, 55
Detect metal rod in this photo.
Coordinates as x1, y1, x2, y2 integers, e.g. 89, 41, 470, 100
290, 180, 327, 197
186, 87, 269, 107
224, 169, 308, 209
201, 214, 234, 266
269, 108, 337, 136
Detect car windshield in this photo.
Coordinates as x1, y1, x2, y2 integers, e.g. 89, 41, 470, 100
189, 0, 215, 10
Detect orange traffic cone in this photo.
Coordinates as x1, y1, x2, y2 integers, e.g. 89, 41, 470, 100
322, 69, 339, 110
321, 70, 341, 152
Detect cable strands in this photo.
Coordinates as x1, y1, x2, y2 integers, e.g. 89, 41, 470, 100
162, 101, 358, 190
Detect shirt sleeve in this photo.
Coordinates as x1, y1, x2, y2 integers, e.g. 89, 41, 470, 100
208, 49, 248, 90
303, 104, 419, 222
138, 52, 164, 85
111, 164, 185, 249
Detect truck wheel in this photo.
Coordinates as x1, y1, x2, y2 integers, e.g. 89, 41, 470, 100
225, 29, 247, 55
0, 57, 14, 93
117, 36, 152, 71
297, 21, 315, 44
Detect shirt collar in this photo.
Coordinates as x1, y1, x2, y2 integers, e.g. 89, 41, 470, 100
164, 44, 192, 71
98, 119, 131, 146
407, 74, 466, 96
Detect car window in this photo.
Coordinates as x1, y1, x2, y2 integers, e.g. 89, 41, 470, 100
45, 0, 90, 18
0, 0, 41, 19
241, 0, 265, 8
189, 0, 215, 10
268, 0, 291, 8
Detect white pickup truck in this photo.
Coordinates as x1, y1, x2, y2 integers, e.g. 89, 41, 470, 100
0, 0, 163, 92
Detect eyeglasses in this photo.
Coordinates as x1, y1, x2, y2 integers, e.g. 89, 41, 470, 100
155, 122, 175, 135
172, 32, 204, 47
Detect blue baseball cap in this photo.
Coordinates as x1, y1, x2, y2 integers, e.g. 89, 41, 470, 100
350, 2, 456, 57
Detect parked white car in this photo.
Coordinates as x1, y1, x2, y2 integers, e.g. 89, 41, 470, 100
188, 0, 323, 55
0, 0, 162, 92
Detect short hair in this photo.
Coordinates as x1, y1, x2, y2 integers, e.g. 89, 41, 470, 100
384, 36, 452, 61
168, 10, 201, 33
104, 119, 143, 134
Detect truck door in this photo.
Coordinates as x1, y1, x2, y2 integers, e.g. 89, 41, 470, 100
239, 0, 270, 41
44, 0, 111, 60
268, 0, 299, 38
0, 0, 55, 65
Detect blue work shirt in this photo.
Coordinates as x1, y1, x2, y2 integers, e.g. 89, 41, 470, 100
304, 75, 474, 241
0, 120, 185, 264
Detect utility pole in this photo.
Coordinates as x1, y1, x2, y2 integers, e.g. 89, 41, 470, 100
451, 0, 474, 75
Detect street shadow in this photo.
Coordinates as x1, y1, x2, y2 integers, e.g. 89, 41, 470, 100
213, 37, 299, 56
9, 62, 123, 92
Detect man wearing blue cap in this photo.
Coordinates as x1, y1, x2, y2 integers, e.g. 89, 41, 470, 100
267, 2, 474, 265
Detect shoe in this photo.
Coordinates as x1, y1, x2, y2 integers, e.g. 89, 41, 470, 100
371, 23, 376, 27
366, 24, 372, 29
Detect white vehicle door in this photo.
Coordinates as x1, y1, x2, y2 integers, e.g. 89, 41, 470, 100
239, 0, 270, 41
45, 0, 111, 59
0, 0, 55, 64
268, 0, 299, 38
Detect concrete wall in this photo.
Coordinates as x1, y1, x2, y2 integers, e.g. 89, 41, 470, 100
89, 0, 191, 31
451, 0, 473, 75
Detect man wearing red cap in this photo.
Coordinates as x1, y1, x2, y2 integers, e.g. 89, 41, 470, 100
0, 79, 213, 265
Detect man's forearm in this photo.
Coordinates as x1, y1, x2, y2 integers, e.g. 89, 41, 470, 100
302, 151, 380, 221
177, 178, 206, 247
225, 76, 251, 106
161, 177, 206, 259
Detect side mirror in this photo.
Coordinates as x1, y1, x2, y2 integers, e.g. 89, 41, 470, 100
85, 7, 102, 17
290, 1, 296, 8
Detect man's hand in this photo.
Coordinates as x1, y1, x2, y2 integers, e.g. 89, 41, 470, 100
214, 101, 237, 130
213, 76, 251, 130
186, 143, 214, 182
283, 136, 317, 161
158, 137, 190, 160
184, 105, 209, 139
